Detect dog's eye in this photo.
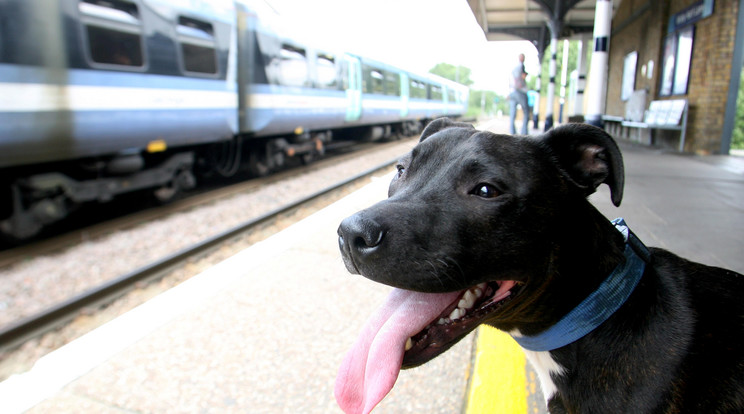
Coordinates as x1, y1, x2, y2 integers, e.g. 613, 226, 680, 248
472, 184, 499, 198
395, 165, 406, 178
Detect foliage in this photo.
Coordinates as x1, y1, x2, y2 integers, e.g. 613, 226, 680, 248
429, 63, 496, 117
467, 89, 509, 118
428, 63, 511, 118
733, 67, 744, 150
429, 63, 474, 86
534, 40, 590, 95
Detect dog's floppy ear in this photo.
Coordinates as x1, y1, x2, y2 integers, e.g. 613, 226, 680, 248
542, 123, 625, 206
420, 117, 475, 142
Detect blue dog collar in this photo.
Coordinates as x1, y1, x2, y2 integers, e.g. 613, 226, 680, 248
512, 218, 649, 352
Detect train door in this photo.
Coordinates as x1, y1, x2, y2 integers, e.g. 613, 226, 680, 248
400, 72, 409, 117
344, 55, 362, 122
443, 85, 450, 115
236, 4, 256, 133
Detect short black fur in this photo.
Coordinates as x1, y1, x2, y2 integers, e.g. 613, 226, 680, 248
337, 118, 744, 413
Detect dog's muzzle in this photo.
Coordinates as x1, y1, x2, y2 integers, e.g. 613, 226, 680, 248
337, 213, 386, 274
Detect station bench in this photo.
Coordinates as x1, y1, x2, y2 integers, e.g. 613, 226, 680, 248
602, 89, 647, 142
603, 96, 689, 152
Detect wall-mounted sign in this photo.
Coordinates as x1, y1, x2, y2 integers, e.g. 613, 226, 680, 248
660, 26, 695, 96
621, 51, 638, 101
668, 0, 714, 33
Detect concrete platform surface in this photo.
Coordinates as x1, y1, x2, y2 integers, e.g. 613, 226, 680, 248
1, 172, 476, 414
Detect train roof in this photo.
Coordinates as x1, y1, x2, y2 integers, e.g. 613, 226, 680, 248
239, 0, 469, 91
145, 0, 236, 23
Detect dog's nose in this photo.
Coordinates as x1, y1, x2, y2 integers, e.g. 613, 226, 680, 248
338, 214, 385, 258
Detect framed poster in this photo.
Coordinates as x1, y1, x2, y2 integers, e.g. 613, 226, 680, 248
672, 26, 694, 95
659, 35, 677, 96
621, 51, 638, 101
659, 25, 695, 96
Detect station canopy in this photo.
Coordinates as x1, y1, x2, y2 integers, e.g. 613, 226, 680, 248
466, 0, 620, 58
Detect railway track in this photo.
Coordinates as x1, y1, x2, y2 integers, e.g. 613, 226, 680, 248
0, 140, 386, 265
0, 156, 399, 354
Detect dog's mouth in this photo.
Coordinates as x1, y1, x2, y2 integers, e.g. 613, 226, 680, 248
402, 280, 519, 367
335, 280, 521, 414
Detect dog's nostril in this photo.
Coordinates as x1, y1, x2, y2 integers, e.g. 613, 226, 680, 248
339, 214, 385, 254
353, 232, 382, 249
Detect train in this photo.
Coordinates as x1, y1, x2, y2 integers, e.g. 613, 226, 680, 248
0, 0, 468, 241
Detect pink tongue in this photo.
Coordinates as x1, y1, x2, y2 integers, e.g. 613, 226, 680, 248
334, 288, 461, 414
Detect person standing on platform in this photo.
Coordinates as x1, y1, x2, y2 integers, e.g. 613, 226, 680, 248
508, 53, 530, 135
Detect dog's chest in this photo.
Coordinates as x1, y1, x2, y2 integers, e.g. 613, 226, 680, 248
521, 348, 564, 406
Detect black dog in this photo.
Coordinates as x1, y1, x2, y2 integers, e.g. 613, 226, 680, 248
335, 118, 744, 414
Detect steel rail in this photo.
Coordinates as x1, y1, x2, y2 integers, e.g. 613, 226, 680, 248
0, 159, 397, 352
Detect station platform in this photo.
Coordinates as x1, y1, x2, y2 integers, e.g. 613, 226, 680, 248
1, 123, 743, 414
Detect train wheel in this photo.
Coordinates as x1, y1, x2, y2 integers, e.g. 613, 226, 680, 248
248, 151, 271, 177
153, 185, 178, 203
0, 185, 49, 242
153, 168, 196, 203
301, 152, 314, 165
300, 138, 325, 165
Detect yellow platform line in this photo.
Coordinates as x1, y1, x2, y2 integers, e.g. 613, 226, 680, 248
465, 325, 539, 414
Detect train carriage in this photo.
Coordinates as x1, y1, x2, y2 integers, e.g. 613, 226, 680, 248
0, 0, 468, 241
0, 0, 238, 167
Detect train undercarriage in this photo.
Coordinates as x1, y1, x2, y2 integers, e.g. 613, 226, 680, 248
0, 121, 423, 242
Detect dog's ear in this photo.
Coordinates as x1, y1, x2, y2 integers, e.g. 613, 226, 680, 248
420, 117, 475, 142
542, 123, 625, 206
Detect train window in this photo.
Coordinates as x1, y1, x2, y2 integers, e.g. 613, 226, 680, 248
362, 65, 386, 94
79, 0, 144, 67
419, 82, 428, 98
361, 65, 370, 93
341, 60, 349, 90
370, 69, 384, 94
384, 71, 400, 96
409, 80, 427, 99
275, 44, 308, 87
447, 89, 456, 102
430, 85, 443, 100
316, 53, 338, 89
177, 17, 217, 74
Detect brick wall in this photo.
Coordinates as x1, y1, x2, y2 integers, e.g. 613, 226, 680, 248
606, 0, 739, 153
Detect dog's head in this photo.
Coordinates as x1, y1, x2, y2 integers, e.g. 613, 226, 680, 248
335, 118, 624, 414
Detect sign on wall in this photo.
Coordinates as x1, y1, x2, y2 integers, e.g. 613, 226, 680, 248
672, 28, 694, 95
660, 26, 695, 96
668, 0, 714, 33
621, 51, 638, 101
659, 0, 711, 96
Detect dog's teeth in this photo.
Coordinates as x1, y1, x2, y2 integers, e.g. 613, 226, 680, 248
437, 318, 447, 325
474, 287, 483, 298
405, 337, 413, 351
459, 290, 476, 309
467, 289, 478, 304
450, 308, 464, 320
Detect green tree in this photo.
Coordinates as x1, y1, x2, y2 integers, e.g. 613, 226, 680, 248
466, 89, 509, 119
537, 40, 589, 95
733, 67, 744, 150
429, 63, 474, 86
